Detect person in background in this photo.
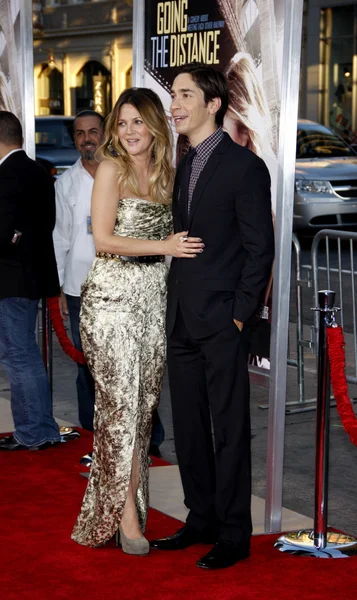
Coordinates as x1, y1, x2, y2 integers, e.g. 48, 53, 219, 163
53, 110, 104, 439
0, 111, 61, 450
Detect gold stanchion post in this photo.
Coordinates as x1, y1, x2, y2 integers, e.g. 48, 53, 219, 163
274, 290, 357, 557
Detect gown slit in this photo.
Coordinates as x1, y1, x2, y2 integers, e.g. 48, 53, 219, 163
71, 198, 172, 548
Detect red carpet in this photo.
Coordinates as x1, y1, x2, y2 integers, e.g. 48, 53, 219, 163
0, 429, 356, 600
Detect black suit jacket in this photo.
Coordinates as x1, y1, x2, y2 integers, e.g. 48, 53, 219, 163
0, 150, 60, 299
167, 133, 275, 338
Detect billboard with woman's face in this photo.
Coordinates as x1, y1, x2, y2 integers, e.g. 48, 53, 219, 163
141, 0, 285, 364
0, 0, 22, 117
143, 0, 284, 214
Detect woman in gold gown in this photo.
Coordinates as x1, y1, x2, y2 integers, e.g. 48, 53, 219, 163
71, 88, 203, 554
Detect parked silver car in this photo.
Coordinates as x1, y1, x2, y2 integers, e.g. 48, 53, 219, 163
294, 120, 357, 230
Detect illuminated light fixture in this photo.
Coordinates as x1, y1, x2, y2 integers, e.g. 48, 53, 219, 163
344, 68, 351, 78
48, 50, 56, 70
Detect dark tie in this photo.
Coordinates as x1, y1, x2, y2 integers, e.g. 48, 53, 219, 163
178, 148, 196, 230
184, 148, 196, 217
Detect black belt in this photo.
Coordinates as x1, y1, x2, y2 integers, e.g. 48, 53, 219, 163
96, 252, 164, 264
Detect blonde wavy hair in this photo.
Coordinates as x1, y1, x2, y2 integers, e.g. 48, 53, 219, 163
98, 87, 174, 205
0, 71, 16, 114
225, 52, 273, 157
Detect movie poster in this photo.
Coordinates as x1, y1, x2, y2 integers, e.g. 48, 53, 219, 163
143, 0, 285, 364
0, 0, 22, 118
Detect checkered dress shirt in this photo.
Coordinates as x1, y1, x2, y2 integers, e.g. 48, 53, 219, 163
187, 127, 224, 215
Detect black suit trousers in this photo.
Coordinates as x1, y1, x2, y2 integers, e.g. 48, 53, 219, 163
167, 304, 252, 543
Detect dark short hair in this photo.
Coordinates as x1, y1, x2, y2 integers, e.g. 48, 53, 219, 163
73, 110, 104, 130
177, 62, 229, 126
0, 111, 22, 145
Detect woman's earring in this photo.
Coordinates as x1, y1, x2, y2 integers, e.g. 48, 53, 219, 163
108, 139, 118, 157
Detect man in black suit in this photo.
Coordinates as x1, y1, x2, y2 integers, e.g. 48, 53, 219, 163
0, 111, 61, 450
150, 64, 274, 569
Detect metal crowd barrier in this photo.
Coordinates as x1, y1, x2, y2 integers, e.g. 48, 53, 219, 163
254, 229, 357, 414
39, 230, 357, 414
286, 229, 357, 414
253, 233, 308, 407
287, 233, 309, 404
311, 229, 357, 385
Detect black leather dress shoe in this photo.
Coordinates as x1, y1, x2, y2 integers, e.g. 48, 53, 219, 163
37, 440, 60, 450
196, 540, 250, 570
150, 524, 216, 550
0, 435, 27, 450
0, 434, 60, 451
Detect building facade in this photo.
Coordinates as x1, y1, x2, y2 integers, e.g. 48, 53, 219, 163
32, 0, 357, 139
32, 0, 133, 116
301, 0, 357, 143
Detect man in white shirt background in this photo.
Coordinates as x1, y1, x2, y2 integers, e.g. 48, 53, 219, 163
53, 110, 104, 435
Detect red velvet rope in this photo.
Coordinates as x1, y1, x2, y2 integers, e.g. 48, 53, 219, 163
327, 325, 357, 447
47, 297, 87, 365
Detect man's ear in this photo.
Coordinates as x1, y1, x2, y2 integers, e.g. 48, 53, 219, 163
209, 97, 222, 117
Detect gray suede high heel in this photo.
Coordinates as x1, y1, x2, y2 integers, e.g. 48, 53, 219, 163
116, 526, 150, 556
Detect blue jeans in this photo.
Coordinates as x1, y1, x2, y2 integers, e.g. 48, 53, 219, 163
66, 294, 95, 431
0, 297, 60, 447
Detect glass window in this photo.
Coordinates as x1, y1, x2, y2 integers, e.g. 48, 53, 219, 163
45, 1, 94, 5
35, 119, 75, 148
331, 5, 354, 38
296, 122, 355, 159
328, 37, 353, 137
320, 5, 357, 143
76, 61, 111, 115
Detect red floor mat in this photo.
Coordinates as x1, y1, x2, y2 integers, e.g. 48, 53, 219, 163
0, 429, 356, 600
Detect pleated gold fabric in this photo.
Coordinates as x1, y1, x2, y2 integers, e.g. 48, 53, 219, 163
72, 198, 172, 547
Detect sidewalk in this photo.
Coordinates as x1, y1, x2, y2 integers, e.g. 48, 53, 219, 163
1, 322, 356, 537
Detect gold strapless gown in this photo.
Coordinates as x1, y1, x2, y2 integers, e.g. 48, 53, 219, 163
72, 198, 172, 547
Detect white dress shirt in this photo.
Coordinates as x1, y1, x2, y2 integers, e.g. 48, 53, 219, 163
53, 158, 96, 296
